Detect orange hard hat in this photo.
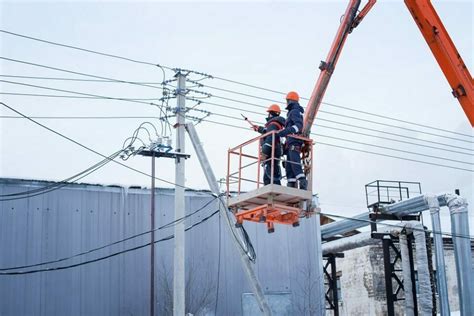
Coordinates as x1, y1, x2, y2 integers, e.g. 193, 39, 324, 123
286, 91, 300, 102
266, 104, 281, 113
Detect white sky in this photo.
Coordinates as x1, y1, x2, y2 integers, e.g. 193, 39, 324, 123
0, 0, 473, 231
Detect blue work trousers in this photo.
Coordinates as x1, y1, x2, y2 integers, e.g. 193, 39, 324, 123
285, 149, 305, 183
264, 159, 282, 185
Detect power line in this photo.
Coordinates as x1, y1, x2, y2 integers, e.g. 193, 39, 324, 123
320, 212, 474, 240
6, 93, 466, 173
203, 78, 474, 139
196, 118, 474, 173
0, 57, 165, 91
0, 209, 220, 275
0, 197, 219, 271
10, 75, 470, 146
0, 80, 164, 107
0, 29, 171, 70
311, 133, 473, 166
183, 105, 474, 166
2, 28, 470, 140
319, 110, 473, 144
0, 92, 160, 101
189, 98, 473, 155
0, 101, 186, 189
0, 115, 159, 120
0, 74, 162, 85
315, 123, 473, 156
0, 150, 124, 201
316, 117, 473, 153
196, 90, 473, 144
19, 85, 468, 159
190, 97, 473, 153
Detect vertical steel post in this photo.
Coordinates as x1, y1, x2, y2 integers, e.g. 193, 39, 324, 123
238, 147, 242, 193
270, 132, 275, 185
329, 255, 340, 316
150, 153, 156, 316
382, 237, 395, 316
173, 71, 186, 316
406, 235, 418, 315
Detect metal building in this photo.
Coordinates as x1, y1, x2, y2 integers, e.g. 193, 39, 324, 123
0, 178, 321, 316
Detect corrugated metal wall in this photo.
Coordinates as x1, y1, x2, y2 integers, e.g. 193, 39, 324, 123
0, 178, 320, 316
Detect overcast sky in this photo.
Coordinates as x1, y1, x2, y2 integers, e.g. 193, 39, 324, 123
1, 0, 472, 231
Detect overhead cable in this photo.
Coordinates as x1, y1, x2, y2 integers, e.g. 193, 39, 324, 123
196, 117, 474, 173
0, 210, 219, 275
0, 29, 171, 70
181, 106, 474, 166
0, 91, 160, 101
0, 79, 164, 108
0, 57, 165, 91
0, 149, 124, 201
2, 28, 470, 139
0, 102, 186, 189
196, 89, 473, 144
202, 78, 474, 139
0, 74, 163, 85
0, 197, 219, 271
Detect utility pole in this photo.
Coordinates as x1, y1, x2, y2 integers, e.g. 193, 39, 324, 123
151, 152, 156, 316
173, 71, 186, 316
138, 136, 190, 316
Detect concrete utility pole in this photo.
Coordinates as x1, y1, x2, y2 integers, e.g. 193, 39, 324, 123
173, 71, 186, 316
151, 152, 156, 316
138, 138, 190, 316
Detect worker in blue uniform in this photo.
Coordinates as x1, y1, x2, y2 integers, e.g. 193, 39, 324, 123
253, 104, 285, 185
277, 91, 308, 190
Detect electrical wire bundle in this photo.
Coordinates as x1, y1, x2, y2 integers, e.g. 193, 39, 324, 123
0, 148, 124, 201
0, 196, 220, 275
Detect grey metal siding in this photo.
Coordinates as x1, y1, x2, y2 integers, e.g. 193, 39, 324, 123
0, 179, 319, 316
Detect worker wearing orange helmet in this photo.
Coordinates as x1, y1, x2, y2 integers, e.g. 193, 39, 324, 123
253, 104, 285, 185
277, 91, 308, 190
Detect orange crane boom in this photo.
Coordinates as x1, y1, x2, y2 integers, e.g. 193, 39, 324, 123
404, 0, 474, 126
302, 0, 474, 136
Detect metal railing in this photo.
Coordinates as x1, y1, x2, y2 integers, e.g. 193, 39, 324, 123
227, 131, 313, 194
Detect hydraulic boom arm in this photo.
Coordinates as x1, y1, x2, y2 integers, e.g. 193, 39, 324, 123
302, 0, 376, 137
404, 0, 474, 126
302, 0, 473, 136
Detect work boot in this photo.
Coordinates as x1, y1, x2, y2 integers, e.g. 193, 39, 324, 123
298, 178, 308, 190
287, 182, 297, 188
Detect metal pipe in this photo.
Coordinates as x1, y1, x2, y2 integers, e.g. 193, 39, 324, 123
447, 194, 473, 316
405, 221, 433, 315
321, 194, 448, 239
426, 195, 450, 315
322, 232, 378, 255
399, 233, 415, 316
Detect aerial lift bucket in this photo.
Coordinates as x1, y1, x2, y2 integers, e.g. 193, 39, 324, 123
226, 131, 314, 233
